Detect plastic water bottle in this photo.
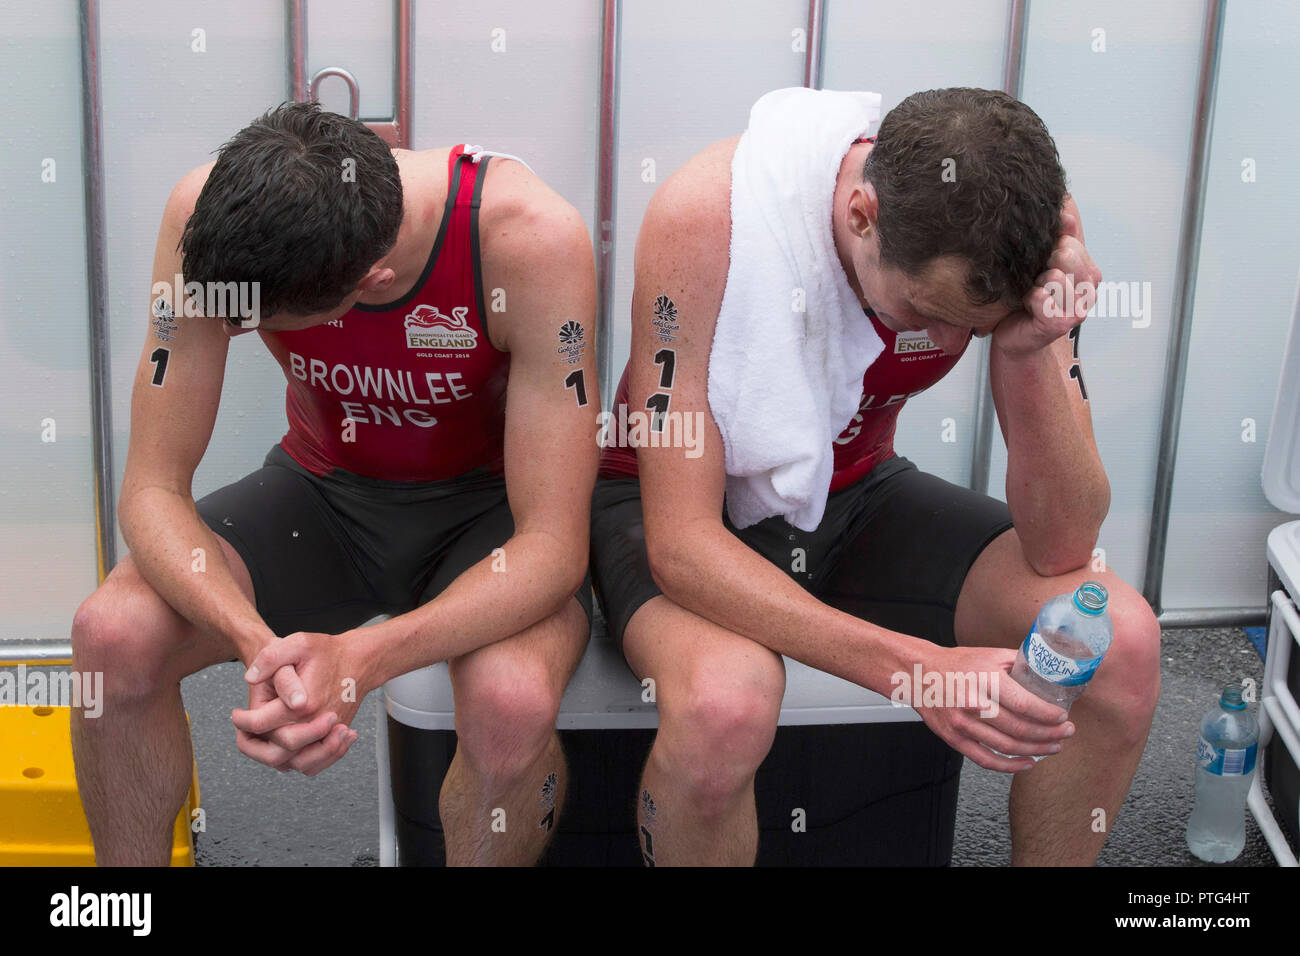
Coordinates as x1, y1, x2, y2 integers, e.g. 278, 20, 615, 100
1185, 685, 1258, 862
1010, 581, 1113, 719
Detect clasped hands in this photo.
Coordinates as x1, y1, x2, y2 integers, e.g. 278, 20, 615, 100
231, 630, 364, 776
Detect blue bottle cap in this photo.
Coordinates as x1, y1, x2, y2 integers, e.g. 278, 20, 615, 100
1073, 581, 1108, 616
1220, 685, 1246, 710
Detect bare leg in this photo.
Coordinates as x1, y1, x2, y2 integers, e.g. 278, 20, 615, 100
954, 529, 1161, 865
623, 597, 785, 866
70, 538, 254, 866
438, 597, 589, 866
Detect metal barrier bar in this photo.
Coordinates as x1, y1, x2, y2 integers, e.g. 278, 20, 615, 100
394, 0, 411, 147
287, 0, 307, 102
595, 0, 621, 411
289, 0, 412, 148
803, 0, 826, 90
1266, 591, 1300, 729
79, 0, 115, 583
1142, 0, 1226, 612
1248, 779, 1298, 866
968, 0, 1029, 495
1156, 606, 1266, 629
1001, 0, 1029, 95
0, 642, 74, 666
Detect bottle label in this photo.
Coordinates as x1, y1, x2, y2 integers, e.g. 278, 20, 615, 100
1196, 735, 1257, 776
1021, 628, 1102, 687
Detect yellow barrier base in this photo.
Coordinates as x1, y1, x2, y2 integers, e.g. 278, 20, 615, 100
0, 704, 199, 866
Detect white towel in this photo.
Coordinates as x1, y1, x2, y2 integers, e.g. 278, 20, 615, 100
708, 87, 886, 531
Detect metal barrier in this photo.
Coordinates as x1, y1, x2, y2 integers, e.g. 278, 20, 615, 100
1143, 0, 1227, 618
967, 0, 1030, 501
595, 0, 621, 410
288, 0, 412, 148
79, 0, 114, 586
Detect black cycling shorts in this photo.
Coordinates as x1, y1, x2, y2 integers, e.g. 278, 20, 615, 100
196, 443, 592, 638
589, 454, 1013, 649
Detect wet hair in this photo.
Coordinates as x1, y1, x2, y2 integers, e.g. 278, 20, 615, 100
862, 88, 1067, 307
180, 101, 403, 319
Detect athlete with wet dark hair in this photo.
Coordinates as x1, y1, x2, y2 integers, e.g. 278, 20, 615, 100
71, 103, 598, 866
591, 88, 1159, 866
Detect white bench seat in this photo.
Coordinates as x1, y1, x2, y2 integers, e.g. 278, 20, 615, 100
383, 630, 918, 731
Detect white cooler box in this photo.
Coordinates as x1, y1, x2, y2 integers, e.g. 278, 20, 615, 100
377, 617, 962, 866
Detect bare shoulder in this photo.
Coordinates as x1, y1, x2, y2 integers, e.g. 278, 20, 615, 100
166, 161, 216, 227
152, 161, 217, 264
631, 135, 740, 355
655, 134, 741, 211
477, 156, 590, 261
475, 157, 595, 349
637, 135, 739, 286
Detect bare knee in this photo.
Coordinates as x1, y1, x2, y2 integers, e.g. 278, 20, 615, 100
1084, 579, 1161, 744
655, 655, 784, 815
453, 661, 562, 785
71, 562, 184, 705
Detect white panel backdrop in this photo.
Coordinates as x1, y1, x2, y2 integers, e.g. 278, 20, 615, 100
1161, 0, 1300, 608
0, 1, 99, 641
2, 0, 1297, 647
410, 0, 600, 233
98, 0, 290, 563
612, 0, 807, 385
989, 0, 1206, 591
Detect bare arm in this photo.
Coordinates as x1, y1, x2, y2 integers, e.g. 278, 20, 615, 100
118, 165, 278, 667
340, 166, 599, 688
990, 196, 1110, 576
237, 163, 598, 772
632, 159, 925, 696
633, 149, 1071, 771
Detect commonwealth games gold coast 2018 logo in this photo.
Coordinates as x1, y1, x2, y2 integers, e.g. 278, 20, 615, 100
404, 305, 479, 350
893, 330, 940, 354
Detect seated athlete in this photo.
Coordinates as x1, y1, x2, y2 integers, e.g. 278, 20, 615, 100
591, 87, 1159, 866
70, 102, 598, 866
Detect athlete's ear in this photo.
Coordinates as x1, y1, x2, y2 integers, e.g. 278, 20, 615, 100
847, 181, 879, 238
356, 265, 396, 295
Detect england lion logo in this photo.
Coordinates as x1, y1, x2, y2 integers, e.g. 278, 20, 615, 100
404, 305, 479, 350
